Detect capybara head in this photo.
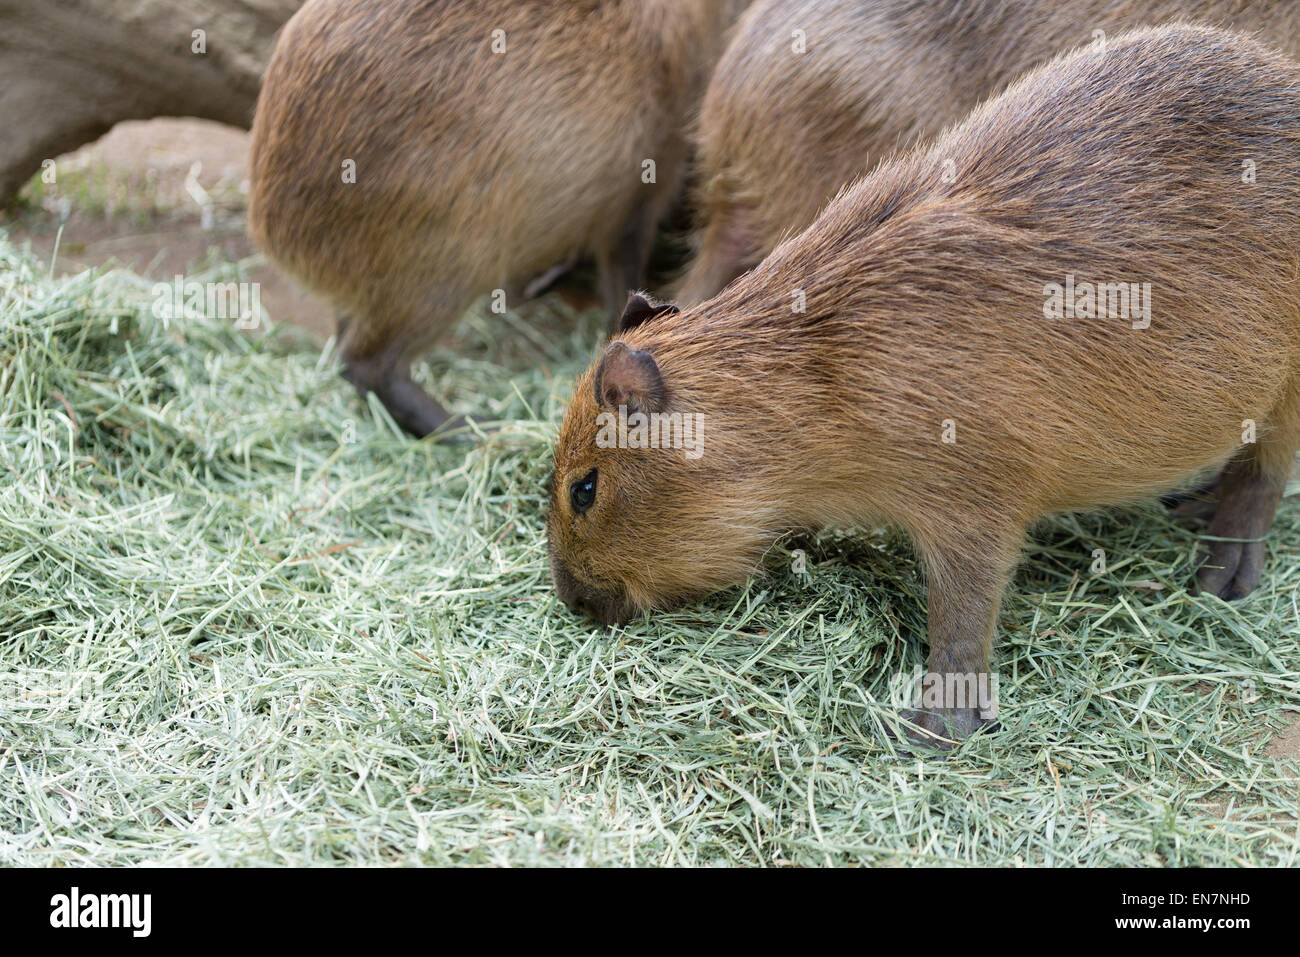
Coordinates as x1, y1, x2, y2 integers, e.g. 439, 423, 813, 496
546, 293, 791, 626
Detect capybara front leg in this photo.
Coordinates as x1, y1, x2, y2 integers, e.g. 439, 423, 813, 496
894, 531, 1021, 750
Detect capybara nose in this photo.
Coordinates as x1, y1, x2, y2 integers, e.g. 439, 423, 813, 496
561, 582, 630, 629
548, 546, 633, 627
570, 595, 600, 621
548, 547, 581, 608
549, 548, 598, 619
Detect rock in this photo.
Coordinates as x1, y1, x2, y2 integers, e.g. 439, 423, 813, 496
0, 0, 300, 202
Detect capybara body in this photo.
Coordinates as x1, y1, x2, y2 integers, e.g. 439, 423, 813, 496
549, 25, 1300, 745
679, 0, 1300, 304
248, 0, 746, 436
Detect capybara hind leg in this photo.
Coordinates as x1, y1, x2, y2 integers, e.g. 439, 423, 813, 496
523, 256, 579, 300
676, 202, 763, 306
1162, 468, 1225, 524
1195, 444, 1293, 600
341, 345, 453, 439
892, 526, 1021, 750
596, 205, 657, 336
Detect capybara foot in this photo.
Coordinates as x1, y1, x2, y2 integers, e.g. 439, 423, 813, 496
341, 351, 453, 439
1194, 462, 1285, 600
1195, 537, 1267, 600
377, 377, 454, 438
888, 708, 994, 753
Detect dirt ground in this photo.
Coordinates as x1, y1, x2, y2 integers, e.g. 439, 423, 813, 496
2, 117, 335, 341
1, 116, 611, 343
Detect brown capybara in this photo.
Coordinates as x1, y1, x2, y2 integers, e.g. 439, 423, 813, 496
678, 0, 1300, 304
548, 24, 1300, 747
248, 0, 747, 437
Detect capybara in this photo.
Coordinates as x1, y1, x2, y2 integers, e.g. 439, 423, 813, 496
248, 0, 747, 437
678, 0, 1300, 304
548, 24, 1300, 746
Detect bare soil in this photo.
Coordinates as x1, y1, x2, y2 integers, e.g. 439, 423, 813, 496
1, 117, 335, 341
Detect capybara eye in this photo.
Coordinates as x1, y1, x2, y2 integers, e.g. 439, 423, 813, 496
570, 470, 597, 514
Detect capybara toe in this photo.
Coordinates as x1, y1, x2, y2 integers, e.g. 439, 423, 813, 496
1196, 540, 1265, 600
888, 708, 993, 753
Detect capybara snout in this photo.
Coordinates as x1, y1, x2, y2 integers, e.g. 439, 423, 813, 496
549, 539, 634, 628
549, 24, 1300, 745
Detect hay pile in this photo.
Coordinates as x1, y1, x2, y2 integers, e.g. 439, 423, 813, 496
1, 238, 1297, 865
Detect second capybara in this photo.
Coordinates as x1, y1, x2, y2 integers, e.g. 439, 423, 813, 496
248, 0, 747, 437
548, 24, 1300, 746
678, 0, 1300, 304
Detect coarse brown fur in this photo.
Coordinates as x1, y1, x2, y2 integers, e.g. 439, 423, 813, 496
248, 0, 747, 437
678, 0, 1300, 304
549, 25, 1300, 746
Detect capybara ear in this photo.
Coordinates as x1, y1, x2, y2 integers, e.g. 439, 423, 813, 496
594, 341, 665, 414
618, 293, 680, 334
